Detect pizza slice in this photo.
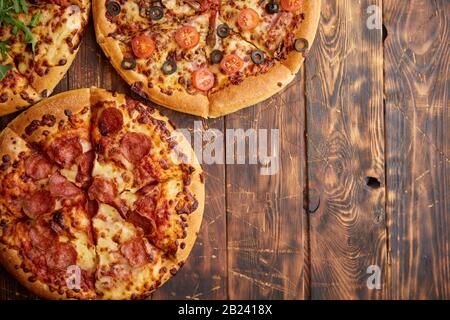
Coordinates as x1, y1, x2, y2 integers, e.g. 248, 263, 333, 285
89, 88, 197, 200
0, 203, 97, 299
8, 88, 94, 189
95, 11, 214, 116
118, 175, 201, 258
0, 130, 96, 299
93, 203, 166, 299
220, 0, 308, 59
0, 0, 90, 115
0, 125, 91, 221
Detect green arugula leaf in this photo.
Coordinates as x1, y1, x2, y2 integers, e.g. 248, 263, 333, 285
0, 64, 12, 81
0, 41, 10, 60
30, 10, 39, 27
0, 0, 37, 53
19, 0, 28, 14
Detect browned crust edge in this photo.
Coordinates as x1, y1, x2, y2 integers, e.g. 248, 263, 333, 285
7, 88, 91, 143
282, 0, 322, 73
208, 62, 295, 117
0, 244, 70, 300
92, 0, 320, 118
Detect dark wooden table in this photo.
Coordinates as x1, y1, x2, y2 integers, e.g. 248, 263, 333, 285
1, 0, 448, 300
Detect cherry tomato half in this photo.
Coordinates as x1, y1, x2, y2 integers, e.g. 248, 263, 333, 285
131, 35, 155, 59
192, 68, 215, 91
175, 26, 200, 49
237, 8, 260, 31
280, 0, 303, 12
220, 54, 244, 75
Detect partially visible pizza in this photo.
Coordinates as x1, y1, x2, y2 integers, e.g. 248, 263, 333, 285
0, 88, 205, 299
93, 0, 321, 117
0, 0, 90, 116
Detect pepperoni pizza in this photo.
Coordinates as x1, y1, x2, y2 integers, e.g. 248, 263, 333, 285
93, 0, 321, 117
0, 0, 90, 116
0, 88, 204, 299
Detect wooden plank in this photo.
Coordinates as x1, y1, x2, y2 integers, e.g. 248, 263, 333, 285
305, 0, 386, 299
226, 72, 308, 299
384, 0, 450, 300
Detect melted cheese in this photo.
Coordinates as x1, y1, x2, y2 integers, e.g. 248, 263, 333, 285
93, 204, 163, 299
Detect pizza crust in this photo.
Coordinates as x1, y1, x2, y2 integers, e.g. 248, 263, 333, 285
92, 0, 321, 118
282, 0, 322, 74
8, 88, 91, 143
209, 62, 295, 117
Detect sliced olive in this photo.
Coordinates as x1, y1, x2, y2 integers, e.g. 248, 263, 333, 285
294, 38, 309, 53
162, 60, 177, 75
148, 6, 164, 20
121, 57, 136, 70
217, 24, 230, 38
106, 1, 121, 17
210, 50, 224, 64
251, 50, 265, 64
266, 2, 280, 14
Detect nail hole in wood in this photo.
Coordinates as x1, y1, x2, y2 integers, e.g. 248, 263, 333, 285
365, 176, 381, 189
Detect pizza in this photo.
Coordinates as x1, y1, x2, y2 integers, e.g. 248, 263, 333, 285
0, 87, 205, 299
93, 0, 321, 117
0, 0, 90, 116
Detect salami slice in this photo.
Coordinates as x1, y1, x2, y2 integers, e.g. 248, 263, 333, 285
50, 136, 83, 168
98, 107, 123, 136
48, 172, 82, 198
120, 238, 148, 268
29, 219, 57, 250
134, 195, 157, 221
78, 150, 95, 177
120, 132, 152, 164
25, 154, 52, 181
88, 178, 118, 204
22, 190, 55, 219
45, 242, 77, 271
126, 211, 155, 235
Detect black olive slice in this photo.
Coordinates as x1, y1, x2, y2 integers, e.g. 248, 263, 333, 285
294, 38, 309, 53
210, 50, 224, 64
121, 58, 136, 70
266, 2, 280, 14
217, 24, 230, 38
148, 6, 164, 20
162, 60, 177, 75
106, 1, 121, 17
251, 50, 265, 64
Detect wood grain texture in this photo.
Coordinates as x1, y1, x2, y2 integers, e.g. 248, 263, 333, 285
384, 0, 450, 300
225, 73, 308, 300
305, 0, 387, 299
1, 1, 450, 300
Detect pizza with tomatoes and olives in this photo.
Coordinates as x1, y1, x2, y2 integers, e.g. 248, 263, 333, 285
0, 87, 204, 299
0, 0, 90, 116
93, 0, 321, 117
